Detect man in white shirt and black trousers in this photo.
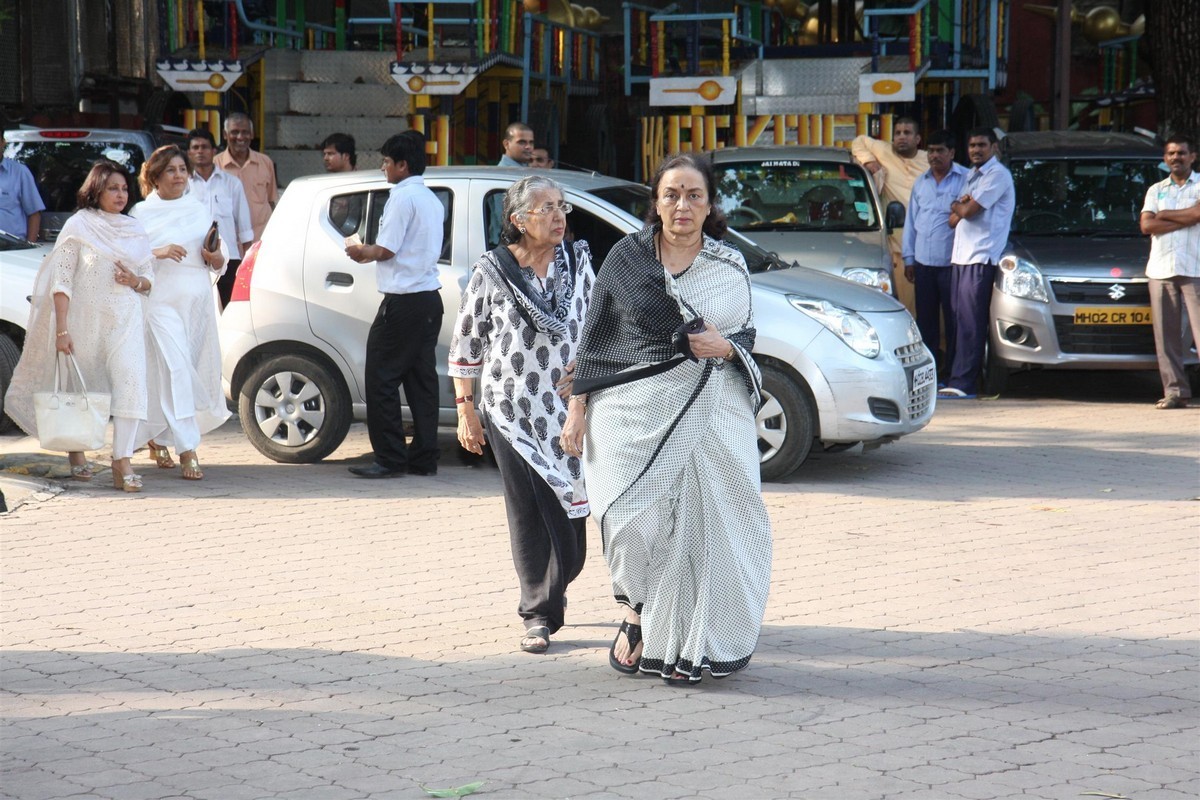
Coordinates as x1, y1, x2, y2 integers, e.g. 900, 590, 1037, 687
345, 130, 445, 477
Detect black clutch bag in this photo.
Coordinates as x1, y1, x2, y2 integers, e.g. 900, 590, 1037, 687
203, 221, 220, 252
672, 316, 706, 361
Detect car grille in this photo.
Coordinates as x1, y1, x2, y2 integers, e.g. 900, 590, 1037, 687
894, 342, 925, 366
1052, 316, 1157, 355
908, 379, 935, 419
1050, 280, 1150, 305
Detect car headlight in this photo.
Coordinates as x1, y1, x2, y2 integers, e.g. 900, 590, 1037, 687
787, 294, 881, 358
841, 266, 893, 294
998, 255, 1049, 302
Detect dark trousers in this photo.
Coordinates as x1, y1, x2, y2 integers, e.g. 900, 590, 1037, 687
364, 291, 443, 471
946, 262, 996, 394
913, 262, 955, 376
1149, 276, 1200, 399
217, 259, 241, 310
488, 420, 587, 635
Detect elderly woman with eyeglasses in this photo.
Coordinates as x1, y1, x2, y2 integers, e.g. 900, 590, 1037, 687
448, 175, 594, 654
560, 153, 772, 686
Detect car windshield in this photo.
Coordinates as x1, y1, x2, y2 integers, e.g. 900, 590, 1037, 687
714, 159, 879, 232
1009, 157, 1165, 236
4, 140, 146, 212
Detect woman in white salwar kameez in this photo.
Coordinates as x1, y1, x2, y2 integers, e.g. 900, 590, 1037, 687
561, 153, 772, 685
130, 146, 230, 480
4, 160, 155, 492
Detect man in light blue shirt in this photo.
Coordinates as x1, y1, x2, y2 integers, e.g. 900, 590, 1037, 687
939, 128, 1015, 399
902, 129, 968, 377
0, 132, 46, 241
345, 130, 445, 477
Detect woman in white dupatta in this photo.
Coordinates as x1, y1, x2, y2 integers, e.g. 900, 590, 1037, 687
4, 160, 154, 492
561, 153, 772, 686
130, 146, 230, 480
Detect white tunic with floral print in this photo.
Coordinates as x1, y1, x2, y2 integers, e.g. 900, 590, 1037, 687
448, 240, 593, 518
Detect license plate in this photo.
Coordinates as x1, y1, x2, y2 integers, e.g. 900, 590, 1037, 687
911, 362, 935, 393
1073, 306, 1152, 325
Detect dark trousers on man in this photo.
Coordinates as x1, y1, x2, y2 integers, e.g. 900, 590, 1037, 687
488, 419, 587, 636
364, 290, 444, 472
1149, 276, 1200, 400
945, 262, 996, 394
913, 262, 955, 377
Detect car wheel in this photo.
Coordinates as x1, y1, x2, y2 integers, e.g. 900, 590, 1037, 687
238, 354, 352, 463
0, 334, 21, 434
756, 365, 815, 482
982, 342, 1009, 396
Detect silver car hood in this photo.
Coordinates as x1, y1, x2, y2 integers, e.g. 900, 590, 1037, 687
740, 229, 885, 272
1007, 235, 1150, 280
751, 266, 906, 313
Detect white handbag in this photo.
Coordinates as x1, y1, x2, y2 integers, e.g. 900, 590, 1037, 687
33, 354, 111, 452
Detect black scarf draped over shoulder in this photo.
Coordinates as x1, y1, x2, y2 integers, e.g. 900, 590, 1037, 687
573, 226, 755, 395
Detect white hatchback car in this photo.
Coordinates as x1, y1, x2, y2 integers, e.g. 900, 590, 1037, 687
219, 167, 934, 481
0, 231, 53, 433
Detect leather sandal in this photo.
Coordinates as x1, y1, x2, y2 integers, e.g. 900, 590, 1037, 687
663, 670, 697, 687
1154, 395, 1188, 409
147, 440, 175, 469
608, 619, 642, 674
180, 453, 204, 480
520, 625, 550, 654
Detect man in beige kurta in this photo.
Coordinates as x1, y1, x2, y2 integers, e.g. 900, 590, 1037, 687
851, 118, 929, 310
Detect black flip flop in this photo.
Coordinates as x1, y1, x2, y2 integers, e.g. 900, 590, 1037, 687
520, 625, 550, 654
608, 620, 642, 674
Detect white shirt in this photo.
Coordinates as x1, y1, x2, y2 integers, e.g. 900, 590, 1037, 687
1142, 171, 1200, 279
374, 175, 443, 294
188, 167, 254, 252
951, 156, 1015, 266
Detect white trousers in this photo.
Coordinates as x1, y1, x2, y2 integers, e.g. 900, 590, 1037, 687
111, 416, 141, 460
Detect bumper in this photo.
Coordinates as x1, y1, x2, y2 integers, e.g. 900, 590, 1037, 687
218, 302, 259, 401
989, 286, 1194, 370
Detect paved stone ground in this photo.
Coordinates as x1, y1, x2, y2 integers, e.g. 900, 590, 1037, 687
2, 370, 1197, 800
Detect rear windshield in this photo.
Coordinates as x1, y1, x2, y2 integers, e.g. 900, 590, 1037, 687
4, 140, 146, 212
714, 159, 879, 232
1009, 157, 1165, 236
588, 184, 652, 221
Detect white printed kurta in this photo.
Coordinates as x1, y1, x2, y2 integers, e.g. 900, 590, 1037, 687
4, 210, 154, 436
448, 241, 593, 518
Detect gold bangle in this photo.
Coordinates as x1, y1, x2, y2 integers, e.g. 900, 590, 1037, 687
56, 330, 70, 338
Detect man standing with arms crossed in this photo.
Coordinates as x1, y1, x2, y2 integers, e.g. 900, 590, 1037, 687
852, 117, 929, 306
215, 113, 278, 305
345, 131, 445, 478
902, 130, 969, 379
1140, 134, 1200, 409
939, 128, 1015, 400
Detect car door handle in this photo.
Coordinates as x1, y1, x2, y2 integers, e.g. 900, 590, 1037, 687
326, 272, 354, 287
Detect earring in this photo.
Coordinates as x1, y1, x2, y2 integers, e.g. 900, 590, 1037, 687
519, 226, 526, 234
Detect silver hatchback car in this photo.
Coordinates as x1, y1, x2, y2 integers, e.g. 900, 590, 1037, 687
218, 167, 934, 481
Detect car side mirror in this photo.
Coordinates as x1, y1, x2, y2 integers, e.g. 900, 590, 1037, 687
885, 201, 905, 232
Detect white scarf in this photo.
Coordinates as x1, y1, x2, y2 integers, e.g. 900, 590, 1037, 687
31, 209, 154, 300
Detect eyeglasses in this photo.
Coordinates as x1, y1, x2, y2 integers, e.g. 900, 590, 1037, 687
657, 193, 708, 207
526, 202, 573, 216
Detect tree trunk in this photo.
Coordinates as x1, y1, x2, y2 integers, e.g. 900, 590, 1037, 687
1145, 0, 1200, 138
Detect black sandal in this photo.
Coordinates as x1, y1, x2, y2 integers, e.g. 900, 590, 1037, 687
608, 619, 642, 674
664, 670, 697, 687
520, 625, 550, 654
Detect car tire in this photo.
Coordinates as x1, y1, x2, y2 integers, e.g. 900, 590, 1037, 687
0, 334, 21, 434
238, 354, 352, 464
756, 364, 815, 482
982, 342, 1009, 396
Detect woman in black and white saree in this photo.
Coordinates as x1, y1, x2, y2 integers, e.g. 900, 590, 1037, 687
560, 153, 772, 685
449, 175, 593, 655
